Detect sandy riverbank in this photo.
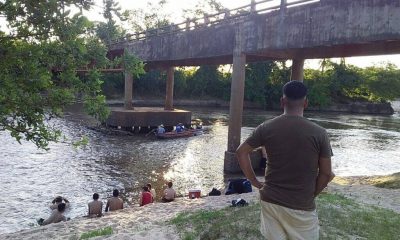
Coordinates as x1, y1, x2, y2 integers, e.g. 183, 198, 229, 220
1, 179, 399, 240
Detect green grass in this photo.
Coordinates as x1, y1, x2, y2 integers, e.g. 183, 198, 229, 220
170, 193, 400, 240
170, 204, 263, 240
80, 226, 113, 239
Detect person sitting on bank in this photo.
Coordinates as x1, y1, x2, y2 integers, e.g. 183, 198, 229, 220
88, 193, 103, 218
140, 186, 153, 207
105, 189, 123, 212
39, 203, 67, 226
50, 196, 69, 210
162, 181, 176, 203
157, 125, 165, 134
147, 183, 156, 201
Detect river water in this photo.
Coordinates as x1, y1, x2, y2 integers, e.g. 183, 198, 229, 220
0, 105, 399, 234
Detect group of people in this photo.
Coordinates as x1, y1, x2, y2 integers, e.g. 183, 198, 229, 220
39, 81, 335, 239
38, 182, 176, 226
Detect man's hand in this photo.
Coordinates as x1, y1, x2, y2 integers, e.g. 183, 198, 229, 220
252, 179, 264, 189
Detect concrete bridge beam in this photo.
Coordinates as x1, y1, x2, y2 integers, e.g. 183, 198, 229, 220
291, 58, 305, 82
124, 71, 133, 110
224, 52, 246, 173
165, 67, 175, 110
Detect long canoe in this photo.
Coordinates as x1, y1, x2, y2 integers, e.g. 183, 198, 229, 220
156, 129, 203, 139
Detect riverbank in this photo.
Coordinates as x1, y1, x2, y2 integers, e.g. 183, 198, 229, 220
107, 98, 396, 115
2, 175, 399, 240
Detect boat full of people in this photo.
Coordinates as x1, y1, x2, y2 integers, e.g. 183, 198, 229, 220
155, 123, 203, 139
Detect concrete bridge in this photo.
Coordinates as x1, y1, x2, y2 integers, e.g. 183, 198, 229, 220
108, 0, 400, 172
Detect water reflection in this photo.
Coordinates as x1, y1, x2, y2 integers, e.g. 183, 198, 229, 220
0, 106, 399, 233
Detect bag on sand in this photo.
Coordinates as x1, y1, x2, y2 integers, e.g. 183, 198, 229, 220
208, 188, 222, 196
225, 179, 252, 195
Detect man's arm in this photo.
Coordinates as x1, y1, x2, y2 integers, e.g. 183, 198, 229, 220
314, 156, 335, 196
236, 142, 263, 189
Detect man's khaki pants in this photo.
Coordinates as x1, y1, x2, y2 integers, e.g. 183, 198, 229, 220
260, 200, 319, 240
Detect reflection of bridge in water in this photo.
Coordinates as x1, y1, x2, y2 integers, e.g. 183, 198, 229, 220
107, 0, 400, 172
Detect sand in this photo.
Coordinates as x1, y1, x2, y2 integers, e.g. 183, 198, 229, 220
1, 180, 399, 240
0, 192, 260, 240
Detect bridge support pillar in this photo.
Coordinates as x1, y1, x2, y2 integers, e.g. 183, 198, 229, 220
291, 58, 305, 82
224, 53, 246, 173
124, 71, 133, 110
165, 67, 174, 110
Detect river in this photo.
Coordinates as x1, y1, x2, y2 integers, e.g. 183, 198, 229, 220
0, 104, 399, 234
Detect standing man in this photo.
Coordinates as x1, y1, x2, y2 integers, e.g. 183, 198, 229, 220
236, 81, 335, 239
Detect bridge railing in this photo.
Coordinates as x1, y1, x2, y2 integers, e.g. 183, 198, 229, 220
109, 0, 319, 46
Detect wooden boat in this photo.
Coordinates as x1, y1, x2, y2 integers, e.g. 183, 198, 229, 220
156, 128, 203, 139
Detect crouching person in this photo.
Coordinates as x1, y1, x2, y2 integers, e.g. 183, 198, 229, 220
39, 203, 67, 226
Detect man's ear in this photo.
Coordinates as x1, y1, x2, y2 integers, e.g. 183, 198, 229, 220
280, 97, 285, 108
304, 98, 308, 109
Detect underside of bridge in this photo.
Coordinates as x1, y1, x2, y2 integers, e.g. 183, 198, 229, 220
107, 0, 400, 173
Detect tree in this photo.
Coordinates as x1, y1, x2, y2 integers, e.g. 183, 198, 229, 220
0, 0, 144, 149
245, 61, 275, 106
182, 0, 225, 20
95, 0, 126, 43
125, 0, 171, 33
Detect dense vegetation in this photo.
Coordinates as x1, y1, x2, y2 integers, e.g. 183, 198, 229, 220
103, 60, 400, 109
0, 0, 144, 149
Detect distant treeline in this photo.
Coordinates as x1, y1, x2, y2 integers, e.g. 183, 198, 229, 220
102, 60, 400, 108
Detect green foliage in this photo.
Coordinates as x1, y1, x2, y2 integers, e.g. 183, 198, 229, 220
122, 53, 146, 78
95, 0, 126, 43
80, 226, 113, 239
245, 61, 275, 106
186, 65, 228, 98
0, 0, 112, 149
304, 69, 331, 107
125, 0, 171, 33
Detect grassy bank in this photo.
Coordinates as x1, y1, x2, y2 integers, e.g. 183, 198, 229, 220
170, 193, 400, 240
334, 172, 400, 189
